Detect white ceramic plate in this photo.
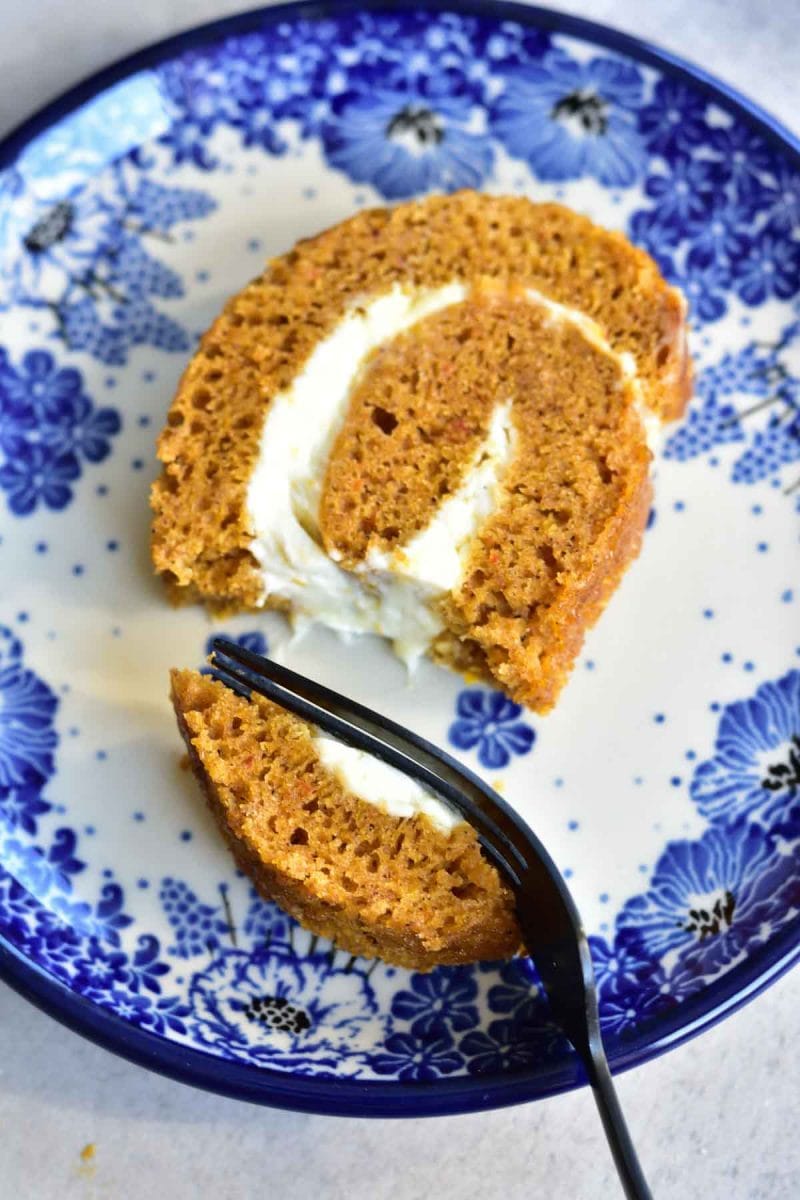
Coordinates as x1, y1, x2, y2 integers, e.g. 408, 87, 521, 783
1, 1, 798, 1115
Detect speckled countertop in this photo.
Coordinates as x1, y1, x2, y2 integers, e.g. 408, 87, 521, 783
1, 2, 798, 1197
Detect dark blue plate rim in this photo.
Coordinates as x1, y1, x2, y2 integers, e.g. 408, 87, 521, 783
1, 0, 798, 1117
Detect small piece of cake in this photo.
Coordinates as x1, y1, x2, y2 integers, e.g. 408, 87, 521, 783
170, 668, 520, 968
153, 193, 690, 711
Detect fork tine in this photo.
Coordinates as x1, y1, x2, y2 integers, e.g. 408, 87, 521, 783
207, 663, 256, 702
209, 637, 532, 881
209, 648, 523, 887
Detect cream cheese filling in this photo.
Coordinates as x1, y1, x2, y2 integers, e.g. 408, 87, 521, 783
246, 280, 656, 665
363, 399, 515, 593
311, 732, 461, 834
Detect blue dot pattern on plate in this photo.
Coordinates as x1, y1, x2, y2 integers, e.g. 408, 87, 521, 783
2, 621, 800, 1079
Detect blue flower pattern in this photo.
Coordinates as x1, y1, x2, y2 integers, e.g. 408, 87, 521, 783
629, 86, 799, 324
490, 50, 648, 187
598, 978, 676, 1040
2, 615, 800, 1077
390, 966, 478, 1039
690, 670, 800, 829
322, 79, 494, 200
664, 320, 800, 499
1, 8, 800, 1084
0, 626, 58, 806
0, 7, 795, 362
160, 877, 228, 958
370, 1031, 464, 1081
189, 946, 378, 1073
616, 823, 792, 977
3, 164, 215, 364
636, 78, 710, 158
484, 956, 540, 1014
459, 1013, 565, 1076
0, 349, 120, 515
449, 689, 535, 769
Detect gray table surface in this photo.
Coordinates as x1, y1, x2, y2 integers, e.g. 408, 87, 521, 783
1, 2, 798, 1197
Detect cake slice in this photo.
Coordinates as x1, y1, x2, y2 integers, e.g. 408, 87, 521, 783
153, 193, 690, 711
171, 668, 520, 968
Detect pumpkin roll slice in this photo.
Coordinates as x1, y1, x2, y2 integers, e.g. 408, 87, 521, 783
153, 193, 689, 710
171, 668, 520, 969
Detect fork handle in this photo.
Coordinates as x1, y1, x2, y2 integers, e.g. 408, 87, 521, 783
586, 1052, 653, 1200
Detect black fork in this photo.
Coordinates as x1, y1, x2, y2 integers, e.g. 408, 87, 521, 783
209, 636, 652, 1199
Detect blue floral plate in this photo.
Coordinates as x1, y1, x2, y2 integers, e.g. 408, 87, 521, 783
1, 0, 799, 1117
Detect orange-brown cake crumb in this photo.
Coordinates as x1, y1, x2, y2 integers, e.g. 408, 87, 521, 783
171, 669, 521, 968
318, 288, 650, 708
152, 193, 690, 710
